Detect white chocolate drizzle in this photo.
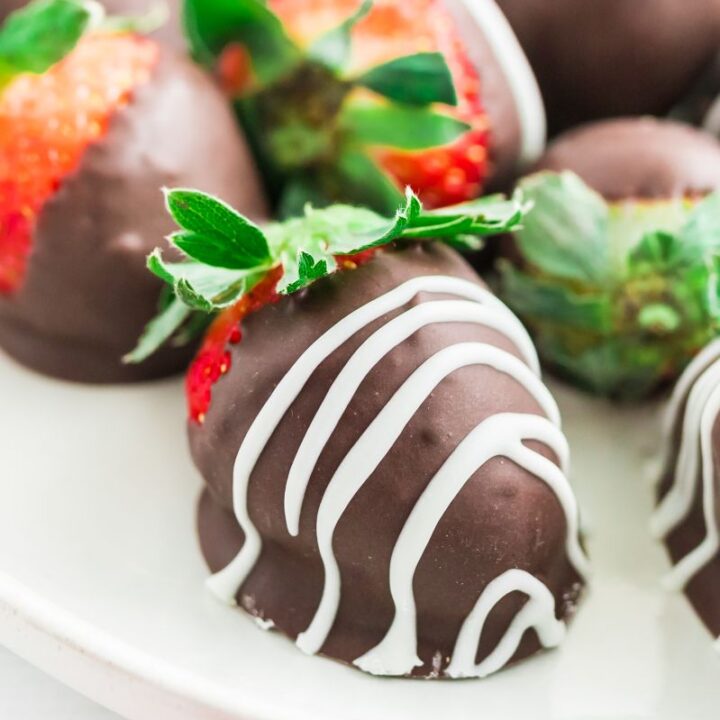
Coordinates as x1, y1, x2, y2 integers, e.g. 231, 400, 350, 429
458, 0, 547, 167
206, 276, 536, 602
446, 569, 566, 678
652, 341, 720, 591
295, 343, 579, 657
284, 299, 538, 536
207, 274, 585, 677
353, 413, 587, 675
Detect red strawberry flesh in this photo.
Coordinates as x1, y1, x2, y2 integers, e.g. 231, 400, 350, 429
187, 267, 283, 425
187, 251, 380, 424
0, 33, 158, 294
267, 0, 491, 208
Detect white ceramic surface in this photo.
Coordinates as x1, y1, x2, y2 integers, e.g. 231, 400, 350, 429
0, 352, 719, 720
0, 646, 119, 719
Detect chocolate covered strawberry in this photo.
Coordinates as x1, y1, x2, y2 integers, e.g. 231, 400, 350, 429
0, 0, 266, 382
500, 118, 720, 399
185, 0, 544, 215
129, 185, 587, 680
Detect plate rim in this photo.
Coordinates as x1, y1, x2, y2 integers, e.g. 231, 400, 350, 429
0, 570, 297, 720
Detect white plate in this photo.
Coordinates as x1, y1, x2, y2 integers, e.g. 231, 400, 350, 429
0, 351, 719, 720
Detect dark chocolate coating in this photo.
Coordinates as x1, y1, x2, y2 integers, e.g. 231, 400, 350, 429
192, 244, 583, 677
0, 0, 185, 49
659, 360, 720, 639
497, 0, 720, 133
0, 47, 267, 382
443, 0, 523, 191
535, 118, 720, 201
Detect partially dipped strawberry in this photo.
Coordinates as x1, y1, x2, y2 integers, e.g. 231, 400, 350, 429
0, 30, 157, 293
186, 0, 544, 215
127, 187, 528, 421
0, 0, 266, 382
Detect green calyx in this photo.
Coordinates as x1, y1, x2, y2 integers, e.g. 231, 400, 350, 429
126, 187, 529, 363
184, 0, 469, 216
0, 0, 168, 91
499, 170, 720, 399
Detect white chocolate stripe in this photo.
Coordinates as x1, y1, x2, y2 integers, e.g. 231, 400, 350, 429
446, 569, 566, 679
354, 414, 587, 675
652, 359, 720, 539
296, 343, 560, 656
284, 299, 539, 537
206, 276, 538, 603
662, 381, 720, 590
458, 0, 547, 166
661, 339, 720, 448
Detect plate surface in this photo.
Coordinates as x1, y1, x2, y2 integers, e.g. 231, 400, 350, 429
0, 352, 719, 720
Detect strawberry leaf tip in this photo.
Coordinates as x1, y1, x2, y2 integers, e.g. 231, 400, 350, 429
123, 296, 190, 364
341, 103, 470, 151
164, 188, 272, 269
126, 188, 528, 363
308, 0, 372, 71
356, 52, 458, 107
283, 252, 331, 294
0, 0, 101, 89
0, 0, 170, 91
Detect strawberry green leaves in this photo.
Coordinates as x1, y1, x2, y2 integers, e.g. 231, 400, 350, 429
0, 0, 171, 91
127, 188, 527, 363
164, 189, 272, 269
282, 252, 332, 294
185, 0, 473, 215
676, 192, 720, 260
123, 296, 191, 364
500, 170, 720, 398
271, 188, 421, 293
0, 0, 99, 89
341, 104, 469, 150
512, 171, 611, 284
309, 0, 371, 70
333, 149, 405, 216
356, 52, 457, 107
185, 0, 299, 84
